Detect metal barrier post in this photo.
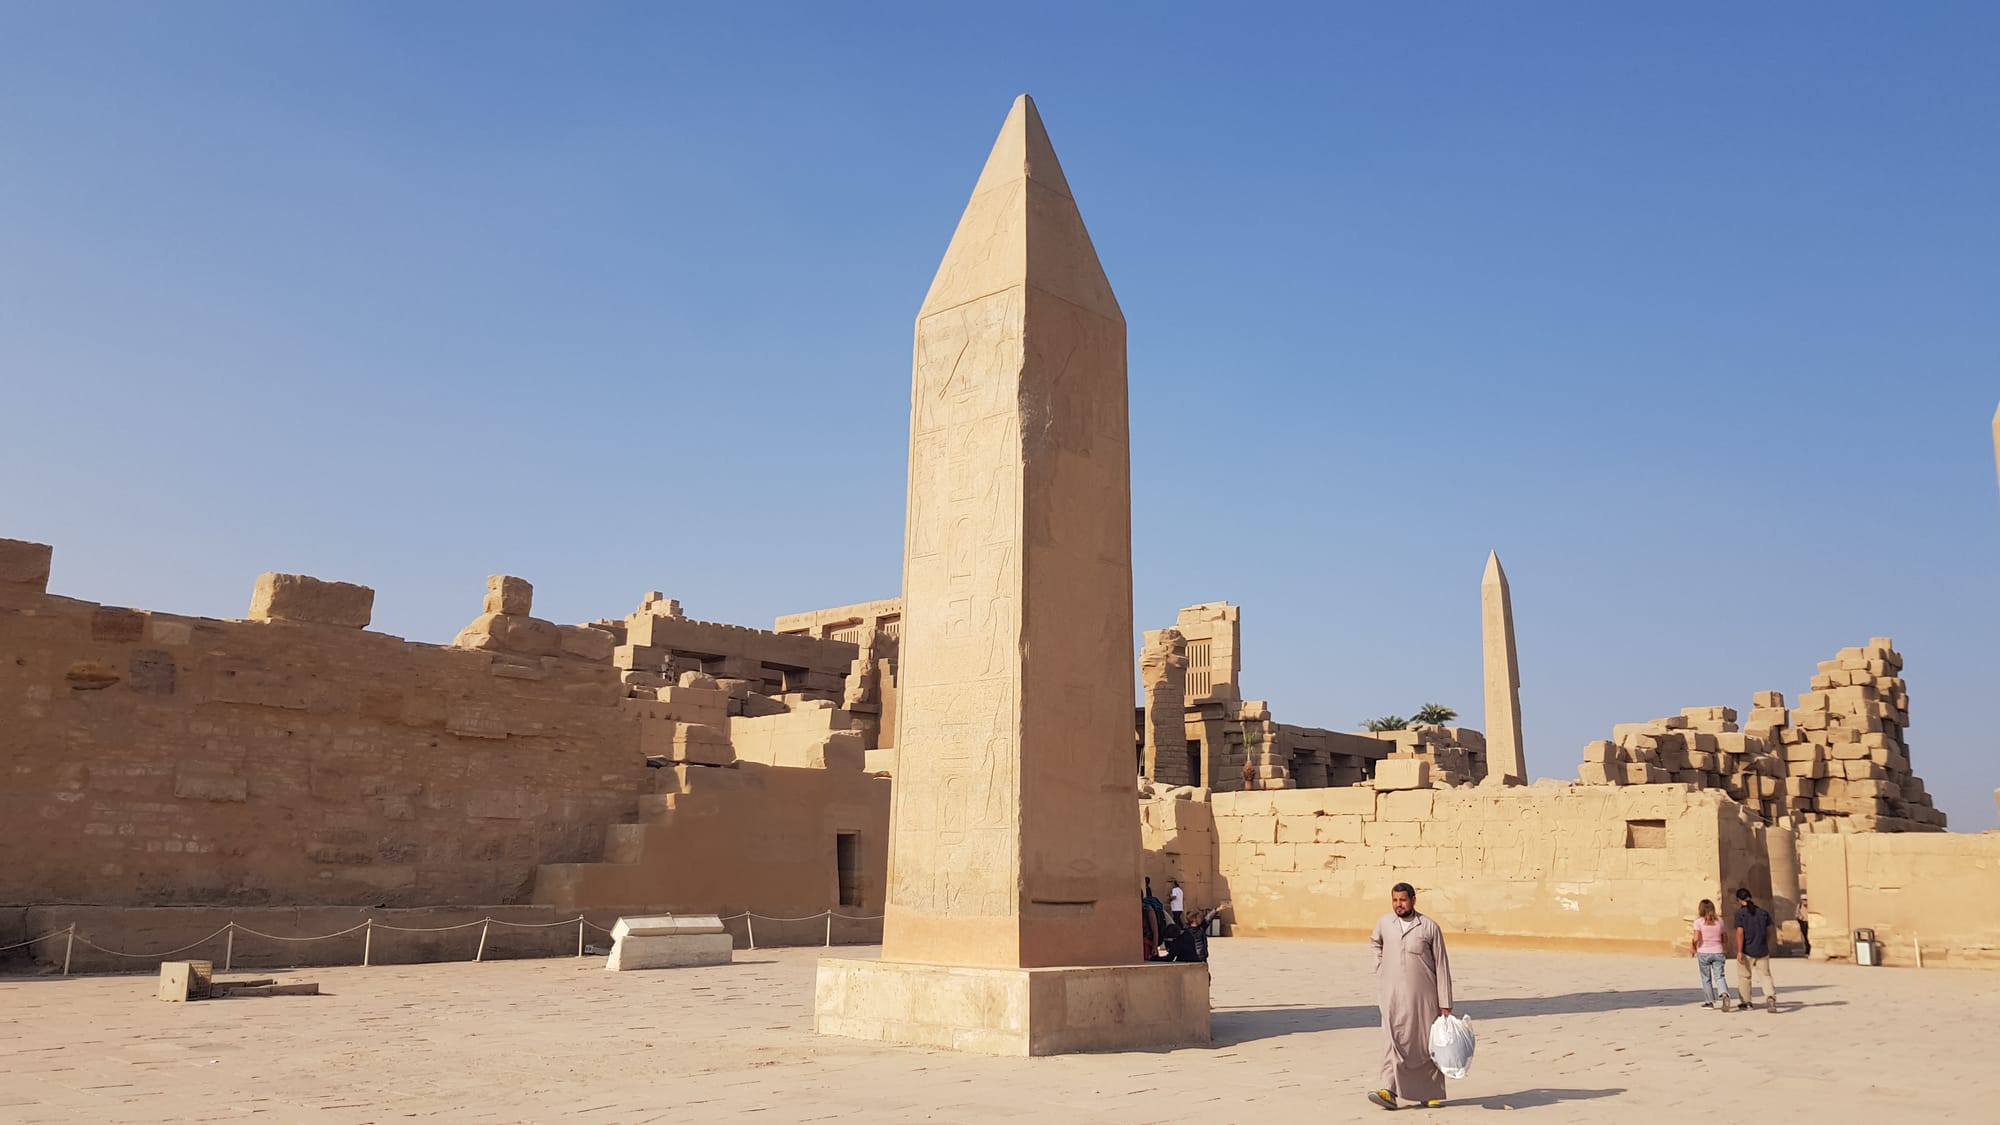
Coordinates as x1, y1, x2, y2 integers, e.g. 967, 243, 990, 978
746, 915, 756, 950
363, 919, 374, 967
825, 913, 832, 948
62, 924, 75, 976
576, 917, 585, 957
224, 923, 234, 972
475, 919, 490, 962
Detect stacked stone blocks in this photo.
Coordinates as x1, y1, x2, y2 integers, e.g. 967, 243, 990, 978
1572, 638, 1944, 833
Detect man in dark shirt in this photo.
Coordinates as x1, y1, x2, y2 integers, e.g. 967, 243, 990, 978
1163, 922, 1203, 964
1732, 888, 1779, 1012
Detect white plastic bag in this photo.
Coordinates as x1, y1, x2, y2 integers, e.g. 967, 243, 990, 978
1428, 1013, 1475, 1079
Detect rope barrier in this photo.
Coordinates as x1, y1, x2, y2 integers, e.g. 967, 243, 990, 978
5, 910, 887, 973
71, 926, 233, 959
231, 922, 370, 942
0, 928, 72, 954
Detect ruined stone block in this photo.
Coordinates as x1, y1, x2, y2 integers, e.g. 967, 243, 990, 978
672, 723, 734, 767
248, 573, 374, 628
1579, 740, 1620, 765
558, 624, 616, 662
1372, 759, 1429, 791
483, 575, 533, 616
1577, 762, 1621, 785
651, 685, 730, 727
454, 613, 561, 657
0, 537, 53, 591
1623, 763, 1669, 785
1378, 789, 1435, 821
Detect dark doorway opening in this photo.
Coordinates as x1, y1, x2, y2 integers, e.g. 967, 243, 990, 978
836, 832, 862, 908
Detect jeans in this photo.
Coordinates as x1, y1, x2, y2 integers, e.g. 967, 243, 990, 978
1697, 953, 1729, 1003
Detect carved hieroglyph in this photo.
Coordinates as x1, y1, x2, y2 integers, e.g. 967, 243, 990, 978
1480, 552, 1526, 785
883, 95, 1141, 969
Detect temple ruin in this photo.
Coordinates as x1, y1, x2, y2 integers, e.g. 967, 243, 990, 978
3, 94, 1996, 988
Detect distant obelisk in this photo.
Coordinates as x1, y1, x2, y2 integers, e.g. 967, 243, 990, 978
1480, 551, 1526, 785
814, 95, 1208, 1055
1991, 403, 1999, 496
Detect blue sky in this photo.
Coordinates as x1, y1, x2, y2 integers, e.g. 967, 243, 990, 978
4, 4, 1996, 828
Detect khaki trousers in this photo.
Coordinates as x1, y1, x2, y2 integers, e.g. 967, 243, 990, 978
1733, 956, 1777, 1003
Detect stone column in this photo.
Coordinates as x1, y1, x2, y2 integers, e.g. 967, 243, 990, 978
1481, 551, 1526, 785
1768, 826, 1803, 947
814, 95, 1207, 1056
1140, 629, 1190, 786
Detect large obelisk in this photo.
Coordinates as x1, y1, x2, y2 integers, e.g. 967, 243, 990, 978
1480, 551, 1527, 785
814, 95, 1209, 1055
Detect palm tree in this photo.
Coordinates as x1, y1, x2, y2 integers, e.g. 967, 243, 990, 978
1412, 703, 1458, 726
1364, 716, 1409, 732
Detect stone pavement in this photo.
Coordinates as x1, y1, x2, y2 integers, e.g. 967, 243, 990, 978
0, 936, 1991, 1123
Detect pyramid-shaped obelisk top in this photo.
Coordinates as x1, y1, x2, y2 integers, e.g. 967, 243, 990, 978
1481, 551, 1526, 786
919, 94, 1122, 323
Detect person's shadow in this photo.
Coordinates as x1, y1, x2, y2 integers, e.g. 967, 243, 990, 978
1470, 1088, 1623, 1110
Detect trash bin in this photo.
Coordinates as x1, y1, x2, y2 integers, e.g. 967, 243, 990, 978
1853, 928, 1878, 966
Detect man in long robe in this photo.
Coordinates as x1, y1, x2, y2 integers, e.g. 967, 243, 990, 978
1368, 882, 1454, 1110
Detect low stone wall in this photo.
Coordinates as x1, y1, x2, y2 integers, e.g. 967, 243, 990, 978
1209, 784, 1766, 952
0, 905, 628, 974
1799, 832, 2000, 968
0, 903, 882, 975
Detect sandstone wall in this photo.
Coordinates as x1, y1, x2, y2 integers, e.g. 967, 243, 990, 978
1139, 790, 1217, 911
1798, 831, 2000, 968
533, 762, 890, 936
0, 567, 644, 907
1210, 784, 1762, 950
0, 541, 893, 928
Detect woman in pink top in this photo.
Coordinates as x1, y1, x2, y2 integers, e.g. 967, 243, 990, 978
1691, 899, 1730, 1010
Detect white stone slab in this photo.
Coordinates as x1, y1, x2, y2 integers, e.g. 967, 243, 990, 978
605, 930, 733, 971
610, 914, 726, 939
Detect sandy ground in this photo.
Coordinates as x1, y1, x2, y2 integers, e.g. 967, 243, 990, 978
1, 935, 1992, 1123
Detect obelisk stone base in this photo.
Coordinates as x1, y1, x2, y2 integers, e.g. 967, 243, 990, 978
814, 958, 1210, 1056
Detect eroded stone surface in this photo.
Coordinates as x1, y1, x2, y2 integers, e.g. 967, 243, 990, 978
884, 94, 1140, 971
248, 573, 374, 628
